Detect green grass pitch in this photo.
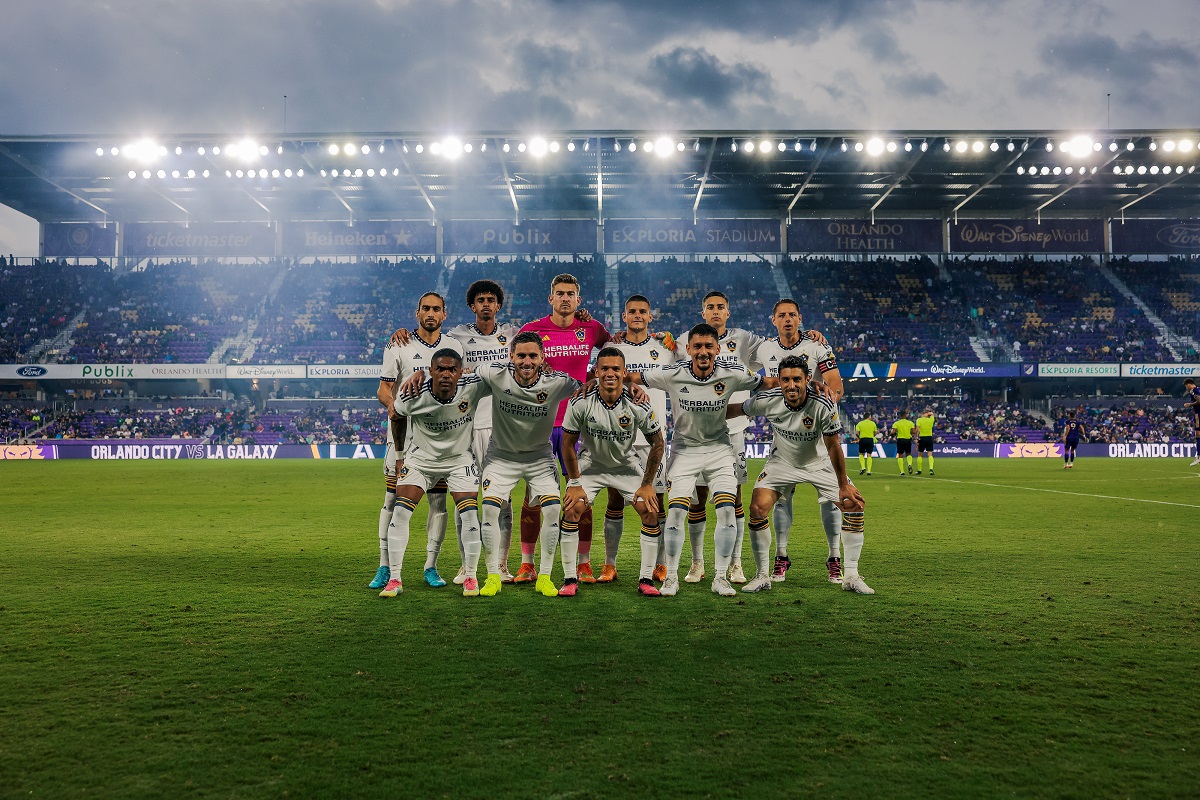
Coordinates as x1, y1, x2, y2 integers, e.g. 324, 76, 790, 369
2, 458, 1198, 798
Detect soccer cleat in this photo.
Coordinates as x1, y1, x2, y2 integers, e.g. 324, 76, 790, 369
660, 577, 680, 597
899, 471, 907, 477
728, 561, 747, 584
513, 563, 537, 583
577, 562, 597, 583
684, 561, 706, 583
826, 557, 843, 584
637, 578, 662, 597
771, 555, 792, 582
597, 564, 618, 583
929, 470, 934, 476
867, 472, 872, 476
859, 468, 866, 475
652, 563, 667, 582
1190, 457, 1200, 467
423, 567, 447, 588
462, 577, 480, 597
378, 578, 403, 598
842, 573, 876, 595
452, 566, 468, 585
711, 577, 737, 597
558, 578, 579, 597
536, 574, 559, 597
500, 565, 515, 583
368, 565, 391, 589
742, 575, 773, 593
479, 573, 503, 597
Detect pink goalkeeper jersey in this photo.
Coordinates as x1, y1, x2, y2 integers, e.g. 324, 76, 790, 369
519, 315, 610, 425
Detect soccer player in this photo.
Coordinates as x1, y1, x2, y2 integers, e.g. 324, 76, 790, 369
379, 350, 486, 598
892, 410, 915, 476
609, 294, 675, 582
446, 279, 521, 583
914, 408, 936, 476
516, 274, 610, 583
855, 413, 877, 475
729, 355, 873, 594
1061, 410, 1085, 469
750, 298, 844, 584
371, 292, 464, 591
626, 323, 775, 597
1185, 378, 1200, 466
560, 347, 667, 597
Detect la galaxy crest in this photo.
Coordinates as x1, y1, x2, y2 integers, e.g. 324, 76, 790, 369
618, 413, 632, 428
726, 340, 737, 352
458, 400, 469, 413
649, 349, 659, 361
497, 334, 507, 345
536, 391, 548, 404
399, 466, 410, 478
575, 329, 587, 342
482, 478, 491, 490
802, 416, 815, 429
713, 381, 727, 397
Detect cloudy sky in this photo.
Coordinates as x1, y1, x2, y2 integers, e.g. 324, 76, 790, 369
2, 0, 1198, 253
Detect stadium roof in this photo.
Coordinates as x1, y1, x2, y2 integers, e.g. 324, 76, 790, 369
2, 130, 1200, 226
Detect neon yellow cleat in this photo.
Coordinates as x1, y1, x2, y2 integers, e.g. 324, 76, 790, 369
479, 574, 503, 597
535, 574, 559, 597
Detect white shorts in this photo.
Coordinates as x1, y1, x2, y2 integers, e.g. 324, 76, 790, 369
755, 456, 851, 506
632, 443, 668, 493
695, 431, 748, 487
398, 453, 480, 494
481, 453, 561, 506
579, 469, 646, 507
666, 444, 738, 504
472, 427, 493, 472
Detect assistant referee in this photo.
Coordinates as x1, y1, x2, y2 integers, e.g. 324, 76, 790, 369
854, 413, 877, 475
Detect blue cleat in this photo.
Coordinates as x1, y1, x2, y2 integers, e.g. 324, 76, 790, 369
424, 567, 447, 588
368, 566, 391, 590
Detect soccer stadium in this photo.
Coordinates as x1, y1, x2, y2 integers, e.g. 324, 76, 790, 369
3, 127, 1199, 798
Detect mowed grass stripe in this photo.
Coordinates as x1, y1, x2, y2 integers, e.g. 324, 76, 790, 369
1, 459, 1197, 798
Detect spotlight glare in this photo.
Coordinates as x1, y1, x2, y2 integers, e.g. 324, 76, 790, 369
529, 137, 548, 156
128, 170, 136, 179
1163, 140, 1176, 152
329, 144, 339, 155
171, 169, 180, 178
866, 137, 884, 156
344, 144, 355, 155
567, 141, 575, 152
111, 146, 120, 156
430, 141, 442, 155
655, 136, 674, 155
366, 168, 374, 177
440, 137, 463, 158
955, 140, 968, 153
142, 170, 151, 179
854, 141, 864, 152
197, 146, 206, 155
760, 139, 773, 153
361, 144, 370, 155
886, 140, 897, 153
549, 140, 560, 153
202, 169, 209, 178
95, 147, 104, 157
972, 140, 984, 153
1180, 139, 1195, 152
284, 168, 292, 177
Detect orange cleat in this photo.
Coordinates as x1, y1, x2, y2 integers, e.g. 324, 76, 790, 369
577, 562, 597, 583
513, 563, 538, 583
597, 564, 618, 583
652, 563, 667, 582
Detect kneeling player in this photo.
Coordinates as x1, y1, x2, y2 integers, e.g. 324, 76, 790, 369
729, 355, 874, 594
381, 349, 487, 598
560, 348, 667, 597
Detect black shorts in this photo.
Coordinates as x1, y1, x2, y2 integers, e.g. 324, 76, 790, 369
896, 438, 912, 455
857, 438, 874, 455
918, 436, 934, 453
1064, 439, 1079, 451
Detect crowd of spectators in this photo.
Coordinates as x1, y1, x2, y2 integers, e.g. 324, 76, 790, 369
1050, 401, 1195, 444
1107, 257, 1200, 352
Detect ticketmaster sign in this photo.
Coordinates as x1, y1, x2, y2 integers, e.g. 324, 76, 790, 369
1120, 363, 1200, 378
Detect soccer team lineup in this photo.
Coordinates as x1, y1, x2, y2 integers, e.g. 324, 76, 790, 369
373, 271, 885, 601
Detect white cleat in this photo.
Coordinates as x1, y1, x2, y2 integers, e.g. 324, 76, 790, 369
1190, 458, 1200, 467
452, 565, 468, 585
660, 577, 680, 597
711, 577, 737, 597
742, 575, 773, 593
841, 573, 876, 595
728, 561, 747, 584
499, 566, 515, 583
684, 561, 706, 583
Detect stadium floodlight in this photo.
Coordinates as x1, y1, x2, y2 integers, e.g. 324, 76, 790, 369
655, 136, 674, 155
415, 144, 424, 154
128, 170, 136, 179
211, 146, 221, 155
795, 140, 804, 152
379, 142, 386, 153
1065, 166, 1073, 175
158, 145, 168, 157
1052, 166, 1061, 175
296, 169, 303, 177
972, 140, 984, 153
174, 146, 182, 156
778, 141, 786, 152
1190, 166, 1196, 174
344, 143, 356, 155
1126, 141, 1135, 151
430, 141, 442, 155
760, 139, 773, 153
1040, 166, 1050, 175
920, 140, 928, 152
1109, 141, 1118, 152
277, 145, 284, 155
1045, 142, 1054, 152
549, 140, 561, 153
328, 144, 339, 155
440, 137, 464, 158
187, 169, 195, 178
1091, 166, 1098, 174
1164, 140, 1177, 152
886, 140, 897, 153
1113, 165, 1122, 174
841, 140, 848, 152
355, 168, 363, 177
903, 140, 913, 152
283, 168, 291, 178
567, 140, 576, 152
153, 169, 163, 178
1125, 165, 1134, 175
734, 140, 742, 152
866, 138, 884, 156
320, 169, 327, 177
1180, 139, 1195, 153
529, 137, 548, 157
197, 146, 206, 155
331, 169, 339, 177
503, 141, 511, 153
238, 140, 260, 161
1016, 166, 1025, 175
517, 142, 528, 153
235, 169, 244, 178
643, 140, 654, 153
854, 141, 864, 152
202, 169, 210, 178
464, 142, 473, 153
1150, 165, 1160, 175
629, 141, 638, 153
1092, 141, 1101, 152
942, 141, 950, 152
111, 146, 120, 156
614, 140, 622, 152
392, 168, 400, 176
811, 139, 818, 151
478, 142, 485, 152
126, 139, 160, 163
1137, 165, 1147, 174
1007, 140, 1015, 152
955, 140, 968, 153
361, 144, 370, 155
366, 168, 374, 177
95, 147, 104, 157
582, 139, 590, 152
990, 141, 999, 152
142, 170, 151, 179
679, 141, 687, 152
272, 169, 281, 178
1149, 140, 1157, 151
171, 169, 180, 178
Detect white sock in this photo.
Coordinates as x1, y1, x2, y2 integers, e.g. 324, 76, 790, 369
842, 511, 865, 574
772, 488, 794, 557
386, 500, 416, 579
498, 501, 513, 571
688, 510, 706, 565
480, 502, 502, 574
458, 505, 482, 578
604, 511, 623, 565
749, 520, 772, 576
820, 500, 842, 560
664, 507, 687, 576
538, 500, 562, 575
640, 531, 659, 579
423, 491, 448, 571
732, 510, 745, 566
712, 505, 737, 576
379, 490, 396, 566
560, 518, 579, 580
656, 516, 666, 565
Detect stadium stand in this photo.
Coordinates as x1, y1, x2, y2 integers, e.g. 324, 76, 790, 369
1107, 257, 1200, 355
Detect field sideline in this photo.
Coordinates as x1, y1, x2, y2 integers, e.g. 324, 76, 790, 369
2, 458, 1198, 798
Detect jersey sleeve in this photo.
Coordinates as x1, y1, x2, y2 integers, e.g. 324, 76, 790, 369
641, 366, 670, 393
475, 362, 504, 389
636, 400, 661, 438
592, 320, 611, 349
380, 342, 402, 382
816, 344, 838, 374
561, 396, 585, 435
547, 373, 583, 405
733, 368, 764, 393
740, 392, 764, 418
822, 406, 843, 436
392, 382, 430, 417
742, 330, 767, 364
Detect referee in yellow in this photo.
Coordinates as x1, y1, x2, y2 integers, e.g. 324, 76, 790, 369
915, 408, 936, 476
892, 410, 915, 475
854, 413, 878, 475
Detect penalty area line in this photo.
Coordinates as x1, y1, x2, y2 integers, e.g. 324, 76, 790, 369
935, 478, 1200, 510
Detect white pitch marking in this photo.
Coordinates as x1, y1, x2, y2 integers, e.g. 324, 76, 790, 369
934, 478, 1200, 510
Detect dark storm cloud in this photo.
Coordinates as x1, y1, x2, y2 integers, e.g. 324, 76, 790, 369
647, 48, 774, 109
856, 25, 910, 64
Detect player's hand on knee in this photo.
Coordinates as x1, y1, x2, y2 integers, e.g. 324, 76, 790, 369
837, 486, 865, 512
633, 485, 659, 514
563, 485, 588, 516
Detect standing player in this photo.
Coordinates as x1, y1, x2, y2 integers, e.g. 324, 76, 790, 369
371, 292, 464, 591
750, 298, 844, 584
914, 408, 936, 476
855, 413, 877, 475
446, 279, 520, 583
559, 348, 667, 597
609, 294, 675, 582
626, 323, 776, 597
1061, 410, 1085, 469
379, 350, 487, 598
516, 274, 610, 583
892, 410, 916, 476
1185, 378, 1200, 466
729, 355, 873, 594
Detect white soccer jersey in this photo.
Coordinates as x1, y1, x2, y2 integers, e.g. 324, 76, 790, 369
677, 327, 765, 435
742, 387, 842, 468
476, 362, 581, 462
611, 336, 675, 446
447, 321, 519, 429
642, 358, 762, 449
562, 387, 661, 473
379, 331, 465, 450
753, 335, 838, 380
393, 374, 490, 467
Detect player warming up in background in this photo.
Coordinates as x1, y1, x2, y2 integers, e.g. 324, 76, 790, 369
855, 413, 877, 476
559, 348, 666, 597
915, 408, 936, 476
892, 410, 915, 476
729, 355, 872, 594
1186, 378, 1200, 467
1061, 410, 1085, 469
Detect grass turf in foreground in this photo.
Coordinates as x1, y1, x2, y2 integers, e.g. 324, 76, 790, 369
1, 458, 1198, 798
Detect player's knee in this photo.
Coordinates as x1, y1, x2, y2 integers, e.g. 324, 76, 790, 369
750, 500, 773, 520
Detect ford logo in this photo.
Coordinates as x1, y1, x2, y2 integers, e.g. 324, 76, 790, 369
16, 366, 47, 377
